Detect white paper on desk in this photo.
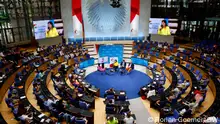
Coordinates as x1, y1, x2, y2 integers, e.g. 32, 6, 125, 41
40, 119, 45, 122
38, 113, 45, 118
20, 96, 26, 99
45, 119, 51, 123
78, 94, 83, 97
120, 92, 125, 95
89, 89, 96, 92
142, 87, 147, 90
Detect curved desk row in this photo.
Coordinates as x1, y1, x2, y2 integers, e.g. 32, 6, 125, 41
0, 57, 42, 102
20, 62, 53, 123
168, 54, 217, 117
48, 64, 94, 124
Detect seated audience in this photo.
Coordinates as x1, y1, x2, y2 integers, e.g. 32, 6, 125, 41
0, 72, 6, 85
182, 100, 199, 114
74, 64, 85, 76
35, 70, 44, 79
105, 88, 115, 97
60, 64, 67, 75
146, 86, 156, 98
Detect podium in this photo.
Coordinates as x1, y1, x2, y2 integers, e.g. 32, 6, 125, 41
151, 34, 174, 44
37, 36, 62, 47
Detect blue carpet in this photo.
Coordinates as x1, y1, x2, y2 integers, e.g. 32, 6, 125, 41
85, 70, 152, 99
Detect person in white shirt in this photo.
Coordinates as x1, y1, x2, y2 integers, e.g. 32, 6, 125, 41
182, 100, 199, 114
124, 112, 136, 124
0, 52, 5, 57
172, 87, 182, 98
44, 98, 55, 110
146, 87, 156, 98
50, 60, 57, 65
0, 72, 6, 84
19, 113, 33, 123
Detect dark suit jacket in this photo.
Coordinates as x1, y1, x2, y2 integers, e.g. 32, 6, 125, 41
120, 62, 126, 68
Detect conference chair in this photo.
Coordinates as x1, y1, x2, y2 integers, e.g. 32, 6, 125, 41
80, 57, 85, 62
196, 74, 202, 81
106, 95, 115, 100
50, 108, 59, 118
86, 54, 90, 59
5, 98, 13, 108
155, 52, 159, 57
195, 70, 200, 76
153, 64, 157, 70
79, 101, 90, 110
165, 109, 179, 123
185, 63, 190, 69
191, 67, 194, 72
77, 88, 84, 93
4, 68, 9, 74
74, 57, 79, 64
58, 112, 65, 122
117, 95, 126, 101
133, 53, 138, 58
105, 106, 116, 114
70, 116, 76, 123
75, 117, 87, 124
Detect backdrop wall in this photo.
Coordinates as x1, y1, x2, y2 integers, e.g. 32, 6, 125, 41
82, 0, 131, 38
60, 0, 151, 42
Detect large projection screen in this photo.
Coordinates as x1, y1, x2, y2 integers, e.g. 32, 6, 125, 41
82, 0, 131, 37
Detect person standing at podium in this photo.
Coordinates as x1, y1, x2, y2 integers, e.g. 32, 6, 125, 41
46, 21, 59, 38
158, 20, 171, 35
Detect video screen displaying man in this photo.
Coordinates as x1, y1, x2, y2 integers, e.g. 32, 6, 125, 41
46, 21, 59, 38
157, 20, 171, 36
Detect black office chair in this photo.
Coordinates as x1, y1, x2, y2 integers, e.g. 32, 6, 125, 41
105, 106, 116, 114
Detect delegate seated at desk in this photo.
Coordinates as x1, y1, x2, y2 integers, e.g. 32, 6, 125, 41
59, 64, 67, 75
105, 88, 116, 97
106, 115, 119, 124
123, 112, 136, 124
74, 63, 85, 76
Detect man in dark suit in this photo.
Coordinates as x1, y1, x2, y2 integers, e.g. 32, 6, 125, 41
120, 60, 127, 74
120, 60, 127, 68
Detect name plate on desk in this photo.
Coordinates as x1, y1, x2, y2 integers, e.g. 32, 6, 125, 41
38, 113, 45, 118
20, 96, 26, 99
151, 34, 174, 44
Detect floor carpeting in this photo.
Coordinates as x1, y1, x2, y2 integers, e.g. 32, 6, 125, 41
129, 98, 155, 124
85, 70, 152, 99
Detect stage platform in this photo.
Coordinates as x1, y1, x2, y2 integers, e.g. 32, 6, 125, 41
84, 40, 133, 45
